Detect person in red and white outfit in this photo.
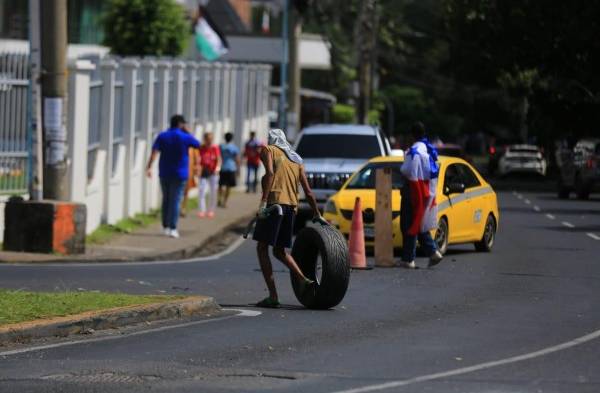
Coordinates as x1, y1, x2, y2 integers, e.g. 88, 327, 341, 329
399, 122, 443, 269
197, 132, 221, 218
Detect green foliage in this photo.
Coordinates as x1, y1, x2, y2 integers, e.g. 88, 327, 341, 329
102, 0, 189, 56
0, 289, 181, 325
332, 104, 356, 124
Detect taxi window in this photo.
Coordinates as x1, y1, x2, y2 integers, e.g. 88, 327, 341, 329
347, 164, 404, 189
458, 164, 481, 189
443, 164, 462, 188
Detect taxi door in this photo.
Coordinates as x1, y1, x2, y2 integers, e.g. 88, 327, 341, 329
440, 163, 473, 242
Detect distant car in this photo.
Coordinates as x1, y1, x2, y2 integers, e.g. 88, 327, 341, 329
294, 124, 392, 227
497, 144, 547, 176
557, 138, 600, 199
323, 155, 499, 254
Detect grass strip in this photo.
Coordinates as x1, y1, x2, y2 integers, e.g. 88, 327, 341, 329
0, 289, 182, 326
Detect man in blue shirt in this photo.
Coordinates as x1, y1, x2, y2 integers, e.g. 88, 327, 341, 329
218, 132, 241, 208
146, 115, 200, 238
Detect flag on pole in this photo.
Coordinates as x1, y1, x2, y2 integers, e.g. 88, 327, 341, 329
194, 6, 228, 61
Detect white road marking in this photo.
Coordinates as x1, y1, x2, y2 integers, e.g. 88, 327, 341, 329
524, 199, 531, 205
586, 233, 600, 241
561, 221, 575, 228
0, 237, 247, 268
546, 214, 555, 220
330, 327, 600, 393
517, 194, 523, 200
533, 206, 541, 212
0, 308, 261, 357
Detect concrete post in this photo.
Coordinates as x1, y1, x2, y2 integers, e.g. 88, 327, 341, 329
198, 62, 210, 133
212, 63, 223, 139
99, 59, 118, 220
139, 59, 156, 213
222, 63, 231, 134
67, 59, 95, 203
121, 58, 140, 217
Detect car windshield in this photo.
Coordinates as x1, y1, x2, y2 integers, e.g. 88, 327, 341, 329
296, 134, 381, 159
346, 163, 404, 189
509, 147, 539, 154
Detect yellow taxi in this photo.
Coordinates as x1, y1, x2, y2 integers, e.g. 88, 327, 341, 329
322, 156, 499, 254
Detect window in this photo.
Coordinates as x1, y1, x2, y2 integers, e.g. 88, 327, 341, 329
443, 164, 462, 188
346, 164, 404, 190
296, 134, 381, 159
458, 164, 481, 189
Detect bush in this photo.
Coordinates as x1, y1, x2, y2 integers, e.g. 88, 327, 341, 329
102, 0, 189, 57
332, 104, 356, 124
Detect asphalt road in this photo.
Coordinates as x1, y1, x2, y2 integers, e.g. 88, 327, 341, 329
1, 190, 599, 393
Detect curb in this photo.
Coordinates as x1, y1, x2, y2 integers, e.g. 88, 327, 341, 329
0, 296, 220, 345
0, 213, 254, 264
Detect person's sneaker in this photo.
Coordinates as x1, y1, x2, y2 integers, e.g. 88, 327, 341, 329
398, 261, 417, 269
197, 211, 206, 218
169, 229, 180, 239
428, 251, 443, 268
207, 211, 215, 219
163, 227, 171, 236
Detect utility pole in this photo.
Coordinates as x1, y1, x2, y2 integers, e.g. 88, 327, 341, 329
27, 0, 43, 200
41, 0, 69, 200
279, 0, 289, 131
286, 4, 301, 140
356, 0, 377, 124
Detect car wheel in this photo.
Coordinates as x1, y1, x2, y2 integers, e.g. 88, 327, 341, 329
290, 224, 350, 310
434, 217, 449, 255
474, 214, 496, 252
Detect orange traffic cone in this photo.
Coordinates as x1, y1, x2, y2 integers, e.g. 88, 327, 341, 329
349, 197, 370, 269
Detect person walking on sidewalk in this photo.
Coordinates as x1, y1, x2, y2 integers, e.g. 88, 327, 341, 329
399, 122, 443, 269
197, 132, 221, 219
252, 129, 323, 308
218, 132, 240, 208
244, 131, 262, 193
146, 115, 200, 238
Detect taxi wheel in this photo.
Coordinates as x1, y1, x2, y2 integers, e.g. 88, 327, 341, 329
435, 217, 449, 255
475, 214, 496, 252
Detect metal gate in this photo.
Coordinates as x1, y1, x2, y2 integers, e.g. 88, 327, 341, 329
0, 52, 29, 194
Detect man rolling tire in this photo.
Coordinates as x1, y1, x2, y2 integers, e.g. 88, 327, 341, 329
252, 129, 323, 308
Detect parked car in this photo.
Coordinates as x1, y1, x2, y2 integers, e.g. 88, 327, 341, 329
557, 138, 600, 199
323, 155, 499, 254
294, 124, 392, 228
497, 144, 547, 177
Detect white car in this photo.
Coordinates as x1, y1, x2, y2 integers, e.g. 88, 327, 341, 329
498, 144, 547, 176
293, 124, 393, 227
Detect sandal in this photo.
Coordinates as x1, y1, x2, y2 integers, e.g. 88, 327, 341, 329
256, 297, 280, 308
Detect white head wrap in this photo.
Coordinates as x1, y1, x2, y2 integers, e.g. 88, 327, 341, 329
268, 129, 303, 164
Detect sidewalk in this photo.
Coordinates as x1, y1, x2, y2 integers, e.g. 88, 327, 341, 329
0, 192, 259, 264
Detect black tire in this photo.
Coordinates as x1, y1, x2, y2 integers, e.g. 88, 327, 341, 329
434, 217, 449, 255
474, 214, 496, 252
290, 224, 350, 310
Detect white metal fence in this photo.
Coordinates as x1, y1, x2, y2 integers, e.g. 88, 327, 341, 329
0, 52, 29, 195
0, 53, 272, 236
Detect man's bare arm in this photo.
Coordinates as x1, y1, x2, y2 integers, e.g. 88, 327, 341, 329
260, 148, 274, 204
145, 150, 159, 178
300, 166, 321, 218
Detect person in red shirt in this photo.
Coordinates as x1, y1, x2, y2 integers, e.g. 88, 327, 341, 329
197, 132, 221, 218
244, 131, 263, 193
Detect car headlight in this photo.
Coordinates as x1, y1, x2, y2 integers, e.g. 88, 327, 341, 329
324, 199, 337, 214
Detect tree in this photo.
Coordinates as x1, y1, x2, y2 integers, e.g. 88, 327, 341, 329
102, 0, 189, 57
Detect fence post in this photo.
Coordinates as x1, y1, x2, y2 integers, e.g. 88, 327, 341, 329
222, 63, 232, 134
185, 62, 198, 127
121, 58, 140, 217
67, 59, 95, 203
198, 62, 210, 134
99, 59, 118, 221
139, 59, 156, 213
172, 60, 185, 116
212, 63, 223, 140
155, 61, 171, 132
